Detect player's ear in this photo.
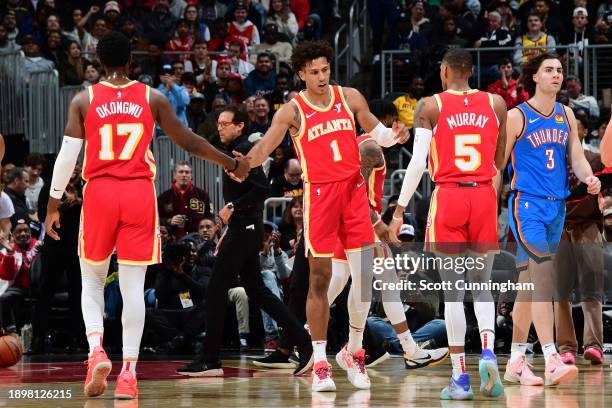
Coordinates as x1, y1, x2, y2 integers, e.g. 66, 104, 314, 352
298, 70, 305, 82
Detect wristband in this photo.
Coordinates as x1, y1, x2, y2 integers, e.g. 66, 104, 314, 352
229, 158, 239, 172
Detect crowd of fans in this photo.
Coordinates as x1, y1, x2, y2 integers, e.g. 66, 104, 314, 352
0, 0, 611, 357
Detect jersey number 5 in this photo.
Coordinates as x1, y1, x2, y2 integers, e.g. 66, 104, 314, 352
99, 123, 144, 160
454, 134, 481, 172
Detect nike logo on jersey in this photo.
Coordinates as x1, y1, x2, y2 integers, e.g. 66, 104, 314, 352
524, 202, 529, 209
306, 112, 317, 119
357, 180, 365, 188
246, 224, 255, 230
528, 117, 539, 124
53, 188, 62, 192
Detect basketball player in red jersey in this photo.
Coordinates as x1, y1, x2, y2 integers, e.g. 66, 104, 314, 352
390, 49, 508, 400
240, 41, 409, 391
43, 32, 248, 400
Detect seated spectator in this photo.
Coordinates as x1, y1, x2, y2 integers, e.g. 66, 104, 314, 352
210, 39, 254, 80
140, 37, 165, 86
269, 74, 291, 112
408, 0, 432, 40
157, 64, 190, 127
496, 0, 519, 39
194, 216, 218, 266
58, 40, 91, 86
83, 18, 109, 56
594, 1, 612, 44
63, 6, 97, 50
23, 153, 45, 218
513, 13, 556, 66
4, 167, 31, 227
143, 0, 178, 43
532, 0, 562, 38
270, 158, 303, 198
2, 11, 19, 45
473, 11, 513, 83
184, 4, 211, 42
250, 23, 293, 65
259, 221, 290, 351
228, 2, 260, 46
267, 0, 299, 43
226, 73, 247, 106
187, 92, 207, 131
41, 29, 62, 67
208, 17, 244, 54
168, 0, 188, 19
394, 77, 425, 131
487, 59, 529, 109
383, 12, 428, 69
267, 146, 289, 182
250, 97, 272, 133
0, 23, 21, 54
102, 1, 122, 32
21, 35, 54, 73
197, 97, 227, 146
199, 1, 229, 28
0, 221, 40, 335
172, 60, 186, 80
430, 17, 469, 61
278, 195, 303, 253
158, 161, 213, 239
225, 0, 265, 32
566, 76, 600, 123
120, 17, 146, 52
559, 7, 594, 64
83, 62, 102, 86
184, 40, 213, 88
203, 58, 231, 110
245, 52, 277, 97
166, 19, 194, 61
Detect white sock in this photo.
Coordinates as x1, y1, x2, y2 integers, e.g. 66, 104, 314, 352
327, 261, 350, 304
480, 329, 495, 352
347, 326, 364, 354
542, 343, 557, 364
80, 258, 111, 356
121, 359, 137, 375
87, 334, 103, 356
450, 353, 467, 379
397, 330, 417, 356
509, 342, 528, 363
118, 264, 146, 368
313, 340, 327, 363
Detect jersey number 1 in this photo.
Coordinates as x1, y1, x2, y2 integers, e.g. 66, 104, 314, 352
99, 123, 144, 160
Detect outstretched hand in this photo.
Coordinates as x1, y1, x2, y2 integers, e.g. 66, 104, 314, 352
392, 121, 410, 144
228, 151, 250, 182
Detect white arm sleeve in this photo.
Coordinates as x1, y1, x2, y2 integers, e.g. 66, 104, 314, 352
370, 122, 397, 148
49, 136, 83, 199
397, 128, 432, 208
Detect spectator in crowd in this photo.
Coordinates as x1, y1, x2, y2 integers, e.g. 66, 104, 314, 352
226, 0, 266, 31
120, 17, 147, 51
62, 6, 97, 50
383, 11, 428, 69
245, 51, 277, 97
84, 18, 110, 55
1, 163, 15, 184
532, 0, 562, 38
0, 23, 21, 54
269, 74, 291, 112
140, 37, 165, 85
208, 17, 241, 53
268, 146, 290, 182
228, 2, 260, 46
0, 221, 40, 335
211, 40, 254, 80
21, 35, 53, 73
560, 7, 594, 63
594, 0, 612, 43
199, 0, 228, 28
244, 95, 257, 122
169, 0, 188, 19
291, 0, 311, 30
158, 162, 213, 239
268, 0, 299, 43
23, 153, 45, 217
2, 11, 19, 44
195, 216, 218, 265
204, 57, 231, 109
185, 40, 213, 88
226, 72, 248, 106
487, 59, 529, 109
368, 0, 401, 58
172, 60, 186, 80
83, 62, 102, 86
430, 17, 469, 60
187, 92, 207, 131
409, 0, 432, 40
473, 11, 513, 82
184, 4, 211, 42
496, 0, 519, 38
452, 0, 479, 41
33, 163, 84, 353
394, 76, 425, 130
157, 64, 190, 127
250, 97, 272, 133
197, 97, 227, 146
103, 1, 122, 32
166, 18, 194, 59
143, 0, 178, 43
277, 195, 303, 253
513, 13, 556, 65
4, 167, 30, 227
270, 158, 303, 198
259, 221, 291, 351
41, 29, 62, 67
58, 40, 91, 86
250, 22, 293, 65
566, 75, 600, 122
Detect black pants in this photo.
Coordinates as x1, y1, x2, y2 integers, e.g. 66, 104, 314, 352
279, 233, 310, 350
202, 216, 309, 364
146, 304, 206, 342
0, 286, 27, 330
32, 245, 83, 340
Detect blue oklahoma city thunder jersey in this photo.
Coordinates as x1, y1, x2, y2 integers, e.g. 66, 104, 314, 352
508, 102, 570, 199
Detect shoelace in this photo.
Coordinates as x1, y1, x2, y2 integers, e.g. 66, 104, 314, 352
117, 372, 134, 387
353, 354, 366, 374
314, 366, 330, 380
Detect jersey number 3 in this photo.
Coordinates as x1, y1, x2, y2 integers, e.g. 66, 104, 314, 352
99, 123, 144, 160
454, 134, 481, 172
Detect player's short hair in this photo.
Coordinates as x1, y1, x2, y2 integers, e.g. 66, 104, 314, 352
518, 52, 560, 97
6, 167, 27, 184
221, 106, 250, 135
97, 31, 131, 68
368, 99, 398, 121
291, 40, 333, 72
24, 152, 46, 169
441, 48, 473, 77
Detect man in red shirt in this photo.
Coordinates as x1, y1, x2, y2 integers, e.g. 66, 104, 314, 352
487, 59, 529, 109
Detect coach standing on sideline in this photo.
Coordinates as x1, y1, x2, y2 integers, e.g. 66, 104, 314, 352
177, 106, 312, 376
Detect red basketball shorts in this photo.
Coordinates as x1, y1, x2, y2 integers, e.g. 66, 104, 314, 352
303, 173, 375, 257
79, 177, 161, 265
425, 183, 499, 255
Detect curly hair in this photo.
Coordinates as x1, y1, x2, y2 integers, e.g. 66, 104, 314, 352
519, 52, 560, 97
291, 40, 334, 72
97, 32, 131, 68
